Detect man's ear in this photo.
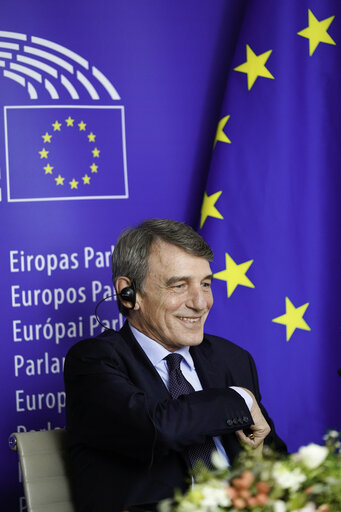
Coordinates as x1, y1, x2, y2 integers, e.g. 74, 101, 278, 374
115, 276, 139, 310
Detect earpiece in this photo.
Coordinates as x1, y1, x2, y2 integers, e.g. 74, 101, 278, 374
94, 280, 136, 331
119, 285, 136, 308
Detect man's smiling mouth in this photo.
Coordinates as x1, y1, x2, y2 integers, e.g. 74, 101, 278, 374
177, 316, 202, 323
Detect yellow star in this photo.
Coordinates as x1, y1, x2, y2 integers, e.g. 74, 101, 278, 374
90, 163, 98, 173
214, 252, 255, 298
52, 121, 61, 131
297, 9, 336, 56
272, 297, 311, 341
44, 163, 53, 174
69, 178, 79, 189
92, 147, 100, 158
214, 116, 231, 149
82, 174, 91, 184
78, 121, 86, 131
55, 174, 64, 185
234, 44, 274, 90
39, 148, 49, 159
88, 132, 96, 142
65, 116, 75, 127
200, 191, 224, 229
42, 132, 52, 143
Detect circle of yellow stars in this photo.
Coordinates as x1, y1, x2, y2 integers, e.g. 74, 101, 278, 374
198, 8, 333, 341
38, 115, 101, 190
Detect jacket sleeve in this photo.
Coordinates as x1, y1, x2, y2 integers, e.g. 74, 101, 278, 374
64, 338, 253, 464
218, 338, 287, 455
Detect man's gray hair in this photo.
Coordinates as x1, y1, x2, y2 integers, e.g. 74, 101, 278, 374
112, 218, 213, 316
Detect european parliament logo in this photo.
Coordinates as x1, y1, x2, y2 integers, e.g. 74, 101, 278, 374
0, 30, 128, 202
5, 106, 128, 201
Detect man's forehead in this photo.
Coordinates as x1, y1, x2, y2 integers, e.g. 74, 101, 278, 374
149, 239, 206, 260
148, 240, 212, 274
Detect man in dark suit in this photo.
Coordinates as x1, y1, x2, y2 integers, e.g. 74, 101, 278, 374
64, 219, 286, 512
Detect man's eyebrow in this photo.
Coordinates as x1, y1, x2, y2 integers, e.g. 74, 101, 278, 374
165, 276, 189, 286
165, 274, 213, 286
204, 274, 214, 282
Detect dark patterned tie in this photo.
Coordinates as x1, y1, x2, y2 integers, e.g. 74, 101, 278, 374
165, 353, 216, 471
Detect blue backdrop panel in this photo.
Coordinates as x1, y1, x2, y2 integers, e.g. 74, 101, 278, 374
2, 1, 340, 510
0, 1, 247, 509
200, 0, 341, 454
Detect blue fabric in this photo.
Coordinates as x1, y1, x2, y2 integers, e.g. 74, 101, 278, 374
200, 0, 341, 452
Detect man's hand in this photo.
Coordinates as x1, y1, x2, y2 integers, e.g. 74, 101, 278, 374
235, 389, 270, 451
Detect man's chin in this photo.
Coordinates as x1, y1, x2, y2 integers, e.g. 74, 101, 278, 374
178, 332, 204, 347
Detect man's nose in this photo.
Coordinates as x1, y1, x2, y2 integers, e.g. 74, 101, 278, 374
186, 287, 210, 310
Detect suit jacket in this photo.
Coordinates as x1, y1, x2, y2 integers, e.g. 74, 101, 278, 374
64, 322, 286, 512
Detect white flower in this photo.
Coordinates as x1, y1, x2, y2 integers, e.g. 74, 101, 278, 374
273, 501, 287, 512
200, 481, 230, 510
323, 430, 339, 440
272, 462, 306, 491
295, 443, 328, 469
177, 480, 230, 512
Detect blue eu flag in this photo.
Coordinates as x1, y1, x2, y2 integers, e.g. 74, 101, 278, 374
5, 106, 128, 202
200, 2, 341, 451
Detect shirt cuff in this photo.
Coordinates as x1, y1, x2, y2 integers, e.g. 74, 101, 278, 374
230, 386, 253, 411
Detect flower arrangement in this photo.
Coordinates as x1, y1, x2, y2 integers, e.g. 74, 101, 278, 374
159, 431, 341, 512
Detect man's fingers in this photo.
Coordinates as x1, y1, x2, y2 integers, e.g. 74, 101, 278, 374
236, 388, 271, 451
235, 429, 248, 443
250, 410, 271, 438
235, 429, 263, 448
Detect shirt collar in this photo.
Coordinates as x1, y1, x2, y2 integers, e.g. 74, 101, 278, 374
129, 323, 195, 370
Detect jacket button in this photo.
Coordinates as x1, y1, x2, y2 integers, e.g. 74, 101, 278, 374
226, 419, 233, 426
243, 416, 250, 423
233, 418, 238, 424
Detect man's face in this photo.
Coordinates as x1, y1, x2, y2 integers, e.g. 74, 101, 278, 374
131, 240, 213, 351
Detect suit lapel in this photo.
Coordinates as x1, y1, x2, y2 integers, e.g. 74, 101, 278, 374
190, 336, 223, 390
119, 322, 170, 401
